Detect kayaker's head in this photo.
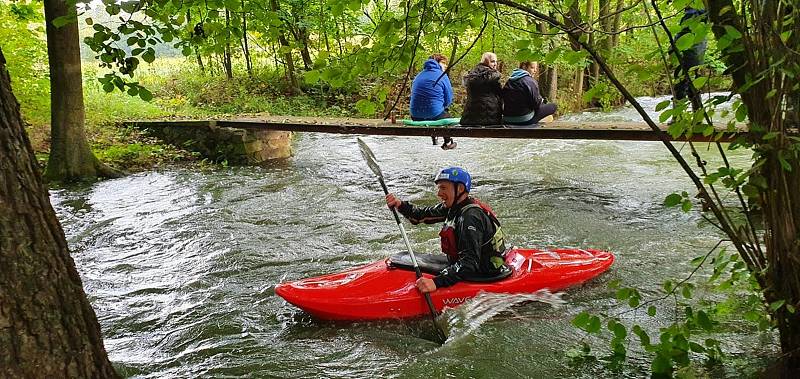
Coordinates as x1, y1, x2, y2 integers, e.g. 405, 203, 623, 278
434, 167, 471, 208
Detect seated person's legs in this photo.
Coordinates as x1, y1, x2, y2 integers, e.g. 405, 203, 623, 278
531, 103, 557, 123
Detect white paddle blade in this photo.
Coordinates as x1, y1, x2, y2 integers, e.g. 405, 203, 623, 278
357, 138, 383, 179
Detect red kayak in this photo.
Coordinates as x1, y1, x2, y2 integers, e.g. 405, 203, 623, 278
276, 248, 614, 321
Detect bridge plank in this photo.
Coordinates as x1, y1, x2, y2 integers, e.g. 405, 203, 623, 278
127, 118, 746, 143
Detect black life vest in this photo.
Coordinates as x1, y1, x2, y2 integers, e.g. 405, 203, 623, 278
439, 198, 504, 263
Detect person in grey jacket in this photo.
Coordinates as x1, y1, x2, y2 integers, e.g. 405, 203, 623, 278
502, 61, 557, 125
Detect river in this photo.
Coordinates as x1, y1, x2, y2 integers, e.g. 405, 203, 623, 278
52, 96, 777, 378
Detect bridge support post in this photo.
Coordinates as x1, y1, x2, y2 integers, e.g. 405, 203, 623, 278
243, 129, 293, 163
135, 121, 293, 164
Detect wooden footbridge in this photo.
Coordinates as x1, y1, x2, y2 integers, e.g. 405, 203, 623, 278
129, 115, 745, 142
126, 116, 746, 164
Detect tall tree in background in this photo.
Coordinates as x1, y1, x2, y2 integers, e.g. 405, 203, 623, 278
43, 0, 118, 182
0, 47, 119, 378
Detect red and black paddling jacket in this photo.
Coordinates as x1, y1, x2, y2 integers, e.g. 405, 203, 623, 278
396, 197, 507, 288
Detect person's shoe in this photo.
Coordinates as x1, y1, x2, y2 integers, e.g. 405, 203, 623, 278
431, 136, 438, 145
441, 141, 457, 150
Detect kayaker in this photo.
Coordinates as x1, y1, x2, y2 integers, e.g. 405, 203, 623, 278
385, 167, 507, 293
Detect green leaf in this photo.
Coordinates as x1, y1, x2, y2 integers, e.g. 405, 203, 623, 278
696, 310, 713, 330
85, 17, 93, 26
723, 25, 743, 39
675, 33, 695, 51
689, 342, 706, 353
763, 132, 779, 140
770, 300, 786, 311
655, 100, 671, 112
663, 280, 674, 293
692, 76, 708, 89
609, 321, 627, 339
355, 99, 376, 115
586, 316, 601, 333
616, 287, 633, 300
304, 70, 320, 84
572, 311, 590, 328
659, 108, 674, 123
142, 49, 156, 63
664, 193, 682, 207
102, 82, 115, 93
766, 89, 778, 99
514, 39, 531, 49
138, 87, 153, 101
779, 151, 793, 172
348, 0, 362, 12
647, 306, 657, 317
780, 30, 792, 43
652, 353, 673, 375
681, 199, 692, 212
681, 285, 693, 298
544, 49, 560, 64
632, 325, 651, 347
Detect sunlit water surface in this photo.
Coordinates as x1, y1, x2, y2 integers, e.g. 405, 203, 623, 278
52, 97, 776, 378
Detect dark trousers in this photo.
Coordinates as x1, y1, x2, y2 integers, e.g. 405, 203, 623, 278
412, 110, 453, 144
673, 40, 707, 101
504, 103, 558, 126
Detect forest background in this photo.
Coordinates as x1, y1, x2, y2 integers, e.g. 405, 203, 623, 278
0, 0, 729, 171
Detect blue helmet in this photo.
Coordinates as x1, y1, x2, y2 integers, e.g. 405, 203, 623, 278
434, 167, 471, 192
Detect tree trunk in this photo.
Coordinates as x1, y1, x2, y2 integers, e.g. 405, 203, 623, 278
270, 0, 300, 94
536, 20, 557, 102
321, 7, 331, 54
196, 50, 205, 73
567, 1, 585, 106
297, 27, 313, 70
611, 0, 623, 48
187, 10, 205, 74
0, 47, 119, 379
42, 0, 119, 182
241, 1, 253, 77
223, 9, 233, 79
449, 34, 459, 67
706, 0, 800, 368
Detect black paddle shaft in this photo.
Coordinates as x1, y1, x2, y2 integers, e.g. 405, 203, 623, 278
377, 172, 443, 340
357, 138, 446, 343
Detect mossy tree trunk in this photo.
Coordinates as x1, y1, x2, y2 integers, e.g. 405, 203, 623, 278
0, 47, 119, 378
705, 1, 800, 364
42, 0, 118, 182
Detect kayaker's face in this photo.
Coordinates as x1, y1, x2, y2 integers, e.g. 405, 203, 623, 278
436, 181, 465, 208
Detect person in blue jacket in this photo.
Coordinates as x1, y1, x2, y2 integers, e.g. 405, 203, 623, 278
502, 61, 557, 126
410, 54, 456, 150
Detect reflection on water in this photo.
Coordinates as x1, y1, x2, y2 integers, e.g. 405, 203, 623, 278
52, 96, 775, 378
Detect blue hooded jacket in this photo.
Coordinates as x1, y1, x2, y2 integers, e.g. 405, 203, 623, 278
410, 59, 454, 119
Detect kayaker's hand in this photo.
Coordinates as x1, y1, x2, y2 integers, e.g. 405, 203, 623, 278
416, 277, 437, 293
385, 193, 402, 209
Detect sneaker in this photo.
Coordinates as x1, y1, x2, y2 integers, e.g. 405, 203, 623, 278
431, 136, 438, 145
441, 141, 457, 150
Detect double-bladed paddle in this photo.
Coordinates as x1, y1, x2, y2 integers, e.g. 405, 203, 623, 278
356, 137, 447, 344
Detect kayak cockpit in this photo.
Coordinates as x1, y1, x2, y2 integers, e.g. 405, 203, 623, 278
386, 251, 513, 282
